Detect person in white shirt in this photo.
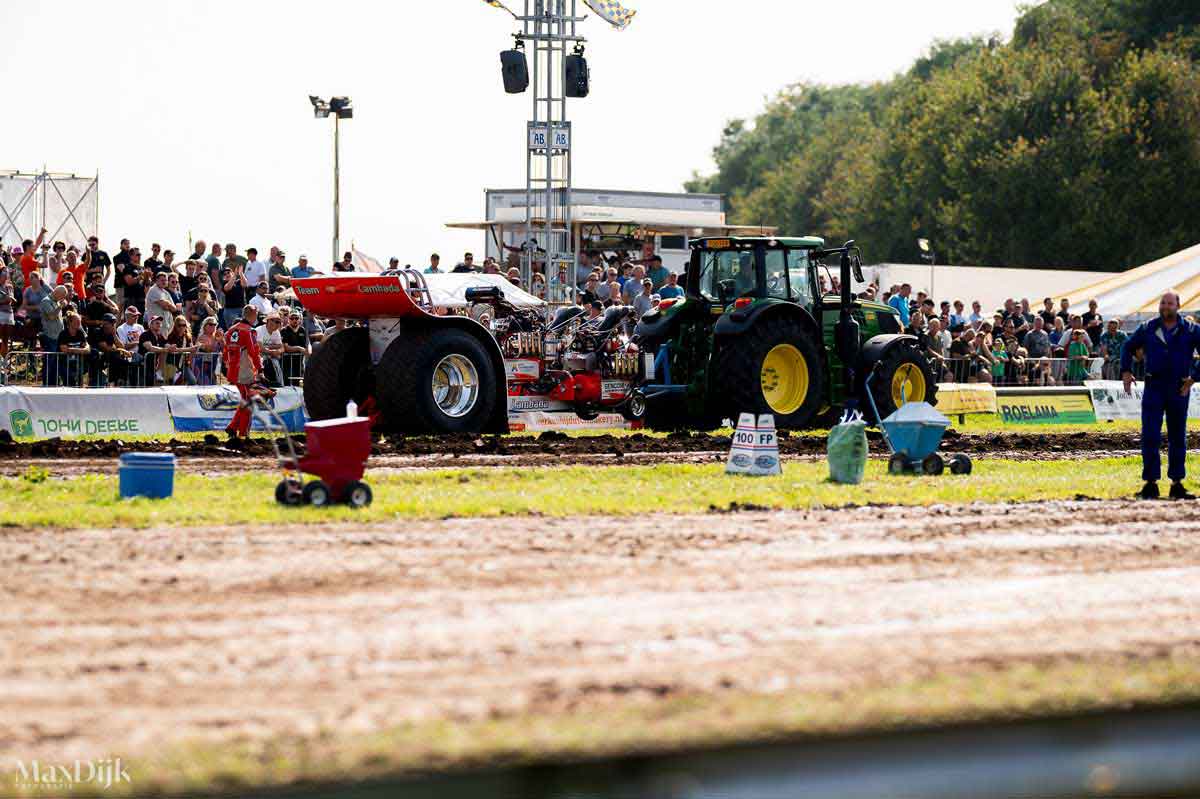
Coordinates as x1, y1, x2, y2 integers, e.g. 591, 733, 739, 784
249, 281, 275, 317
253, 313, 286, 385
115, 306, 145, 350
243, 248, 269, 287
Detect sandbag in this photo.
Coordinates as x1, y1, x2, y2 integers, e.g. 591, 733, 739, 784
827, 410, 869, 485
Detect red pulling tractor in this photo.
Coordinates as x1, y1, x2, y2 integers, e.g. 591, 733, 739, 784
292, 271, 644, 435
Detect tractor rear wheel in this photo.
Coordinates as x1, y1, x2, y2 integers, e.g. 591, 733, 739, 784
867, 343, 939, 420
716, 317, 825, 430
303, 327, 372, 422
376, 328, 498, 434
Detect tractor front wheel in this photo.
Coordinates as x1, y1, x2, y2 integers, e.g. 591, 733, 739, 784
716, 318, 825, 430
866, 344, 939, 420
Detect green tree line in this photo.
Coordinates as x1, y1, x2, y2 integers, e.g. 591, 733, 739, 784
686, 0, 1200, 271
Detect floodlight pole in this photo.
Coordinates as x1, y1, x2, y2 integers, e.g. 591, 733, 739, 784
333, 113, 341, 266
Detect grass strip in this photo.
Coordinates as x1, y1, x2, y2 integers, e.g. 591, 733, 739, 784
1, 455, 1191, 530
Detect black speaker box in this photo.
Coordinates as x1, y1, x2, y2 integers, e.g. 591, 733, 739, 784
501, 49, 529, 94
565, 54, 589, 98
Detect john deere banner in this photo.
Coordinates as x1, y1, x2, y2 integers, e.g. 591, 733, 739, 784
1086, 380, 1200, 421
0, 387, 174, 439
995, 389, 1097, 425
163, 385, 306, 433
934, 383, 998, 416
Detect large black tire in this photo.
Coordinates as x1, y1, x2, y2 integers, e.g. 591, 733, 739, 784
376, 327, 498, 434
303, 327, 372, 422
866, 343, 939, 421
714, 317, 826, 430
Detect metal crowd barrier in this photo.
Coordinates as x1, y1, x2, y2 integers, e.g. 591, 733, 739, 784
933, 356, 1135, 386
0, 350, 308, 389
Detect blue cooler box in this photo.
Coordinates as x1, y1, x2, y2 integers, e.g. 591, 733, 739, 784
119, 453, 177, 499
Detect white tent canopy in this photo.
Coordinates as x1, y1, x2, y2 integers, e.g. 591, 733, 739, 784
423, 273, 544, 308
1062, 242, 1200, 317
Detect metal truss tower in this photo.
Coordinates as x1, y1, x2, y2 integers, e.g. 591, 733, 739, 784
518, 0, 584, 295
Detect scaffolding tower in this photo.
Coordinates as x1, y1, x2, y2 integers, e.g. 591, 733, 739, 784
518, 0, 584, 296
0, 170, 99, 250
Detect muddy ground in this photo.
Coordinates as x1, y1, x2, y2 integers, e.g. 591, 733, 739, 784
0, 428, 1181, 475
3, 500, 1198, 765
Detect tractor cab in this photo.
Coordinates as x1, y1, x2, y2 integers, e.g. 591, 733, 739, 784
683, 236, 823, 315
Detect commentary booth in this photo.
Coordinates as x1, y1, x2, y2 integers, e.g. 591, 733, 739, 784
447, 187, 775, 277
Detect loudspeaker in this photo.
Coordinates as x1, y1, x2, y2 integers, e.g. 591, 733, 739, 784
500, 49, 529, 94
565, 54, 589, 98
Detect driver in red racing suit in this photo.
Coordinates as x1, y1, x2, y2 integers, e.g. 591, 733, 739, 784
223, 305, 265, 438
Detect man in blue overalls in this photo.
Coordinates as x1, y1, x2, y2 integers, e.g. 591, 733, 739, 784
1121, 291, 1200, 500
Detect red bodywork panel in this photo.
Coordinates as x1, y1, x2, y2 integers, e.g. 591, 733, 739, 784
293, 274, 428, 319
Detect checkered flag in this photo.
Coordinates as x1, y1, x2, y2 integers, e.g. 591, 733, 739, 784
583, 0, 637, 29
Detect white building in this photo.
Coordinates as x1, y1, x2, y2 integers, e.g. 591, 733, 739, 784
447, 188, 775, 273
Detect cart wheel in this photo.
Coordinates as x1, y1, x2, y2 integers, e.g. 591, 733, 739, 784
922, 453, 945, 476
303, 480, 333, 507
950, 454, 973, 475
346, 481, 373, 508
275, 479, 303, 506
888, 454, 908, 475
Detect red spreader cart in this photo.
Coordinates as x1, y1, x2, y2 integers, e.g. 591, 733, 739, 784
272, 416, 374, 508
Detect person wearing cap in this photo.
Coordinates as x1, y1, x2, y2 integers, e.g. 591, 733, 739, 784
278, 309, 310, 383
223, 305, 265, 438
254, 312, 286, 386
83, 281, 118, 351
249, 281, 275, 317
268, 250, 292, 292
116, 306, 145, 361
290, 255, 315, 281
90, 312, 131, 386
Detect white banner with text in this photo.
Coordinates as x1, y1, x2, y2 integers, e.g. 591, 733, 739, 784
0, 387, 174, 439
1086, 380, 1200, 421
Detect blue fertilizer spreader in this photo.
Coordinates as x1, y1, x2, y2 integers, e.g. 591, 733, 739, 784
865, 367, 973, 477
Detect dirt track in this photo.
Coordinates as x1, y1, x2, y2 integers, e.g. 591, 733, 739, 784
3, 499, 1198, 764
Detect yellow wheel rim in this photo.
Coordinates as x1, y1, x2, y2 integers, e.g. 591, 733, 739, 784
761, 344, 810, 415
891, 363, 927, 407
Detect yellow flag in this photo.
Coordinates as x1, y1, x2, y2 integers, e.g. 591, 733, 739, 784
583, 0, 636, 29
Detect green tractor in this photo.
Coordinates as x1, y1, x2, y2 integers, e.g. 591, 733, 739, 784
632, 236, 937, 430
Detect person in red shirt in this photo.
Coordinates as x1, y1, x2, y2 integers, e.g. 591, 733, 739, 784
57, 249, 88, 298
223, 304, 265, 438
19, 227, 48, 285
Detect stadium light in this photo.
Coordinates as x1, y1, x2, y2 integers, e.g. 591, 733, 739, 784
311, 95, 353, 265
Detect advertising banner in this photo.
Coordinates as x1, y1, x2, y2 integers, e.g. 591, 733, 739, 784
0, 387, 174, 439
163, 386, 306, 433
1086, 380, 1200, 421
508, 411, 632, 432
996, 389, 1097, 425
935, 384, 998, 416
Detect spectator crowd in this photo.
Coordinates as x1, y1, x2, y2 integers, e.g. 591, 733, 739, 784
872, 283, 1144, 386
0, 231, 325, 388
1, 231, 1154, 393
